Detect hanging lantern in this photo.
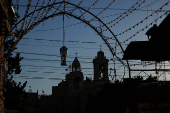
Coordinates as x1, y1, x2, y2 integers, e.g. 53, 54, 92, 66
60, 46, 68, 66
60, 2, 68, 66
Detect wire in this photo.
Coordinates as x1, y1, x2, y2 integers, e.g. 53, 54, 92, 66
13, 4, 170, 12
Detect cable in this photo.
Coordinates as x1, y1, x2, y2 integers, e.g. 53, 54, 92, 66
13, 4, 170, 12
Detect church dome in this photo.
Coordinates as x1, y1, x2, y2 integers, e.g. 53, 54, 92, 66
97, 51, 104, 58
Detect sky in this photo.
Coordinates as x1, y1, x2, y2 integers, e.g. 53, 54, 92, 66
10, 0, 170, 95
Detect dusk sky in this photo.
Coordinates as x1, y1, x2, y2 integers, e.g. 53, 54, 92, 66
11, 0, 170, 95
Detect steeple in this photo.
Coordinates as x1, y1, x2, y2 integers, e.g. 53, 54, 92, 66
72, 55, 81, 72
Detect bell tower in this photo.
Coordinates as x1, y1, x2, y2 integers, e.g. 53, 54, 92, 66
93, 50, 109, 85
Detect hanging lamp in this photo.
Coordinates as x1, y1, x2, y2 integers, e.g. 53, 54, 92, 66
60, 1, 68, 66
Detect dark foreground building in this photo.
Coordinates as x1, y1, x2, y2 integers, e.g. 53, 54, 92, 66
137, 81, 170, 113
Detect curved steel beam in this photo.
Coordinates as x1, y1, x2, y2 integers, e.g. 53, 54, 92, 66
26, 12, 116, 57
11, 1, 131, 78
63, 1, 131, 78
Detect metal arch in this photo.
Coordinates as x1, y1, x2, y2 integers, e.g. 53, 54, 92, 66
26, 12, 117, 57
21, 11, 131, 79
11, 1, 131, 78
63, 2, 131, 78
33, 18, 127, 70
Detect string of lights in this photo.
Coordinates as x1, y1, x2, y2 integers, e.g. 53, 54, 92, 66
38, 0, 54, 24
10, 0, 32, 52
69, 0, 83, 14
87, 0, 169, 48
27, 0, 58, 31
96, 0, 145, 30
10, 0, 170, 83
87, 0, 115, 23
19, 0, 32, 30
111, 10, 170, 56
12, 6, 154, 75
14, 2, 170, 12
60, 0, 70, 12
36, 0, 51, 25
68, 1, 147, 60
136, 0, 159, 10
30, 12, 127, 32
12, 2, 167, 34
117, 11, 170, 46
43, 0, 54, 17
79, 0, 99, 18
26, 2, 43, 30
104, 1, 145, 34
115, 1, 170, 37
25, 0, 41, 29
33, 21, 83, 31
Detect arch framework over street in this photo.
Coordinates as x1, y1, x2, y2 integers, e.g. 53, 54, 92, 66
9, 1, 131, 78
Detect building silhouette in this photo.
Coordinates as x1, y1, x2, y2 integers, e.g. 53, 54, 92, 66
38, 51, 170, 113
39, 50, 109, 113
52, 50, 109, 95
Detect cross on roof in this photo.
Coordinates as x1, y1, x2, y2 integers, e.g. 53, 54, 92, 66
75, 52, 78, 57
